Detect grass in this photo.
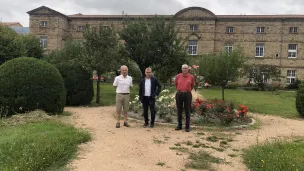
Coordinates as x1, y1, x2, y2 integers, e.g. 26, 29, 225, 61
185, 150, 223, 170
243, 138, 304, 171
156, 162, 165, 166
169, 147, 189, 153
174, 143, 181, 146
0, 120, 91, 171
91, 82, 139, 106
153, 139, 165, 144
199, 88, 298, 118
228, 154, 238, 157
206, 135, 219, 142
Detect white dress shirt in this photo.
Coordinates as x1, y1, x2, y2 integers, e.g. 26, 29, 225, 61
113, 75, 133, 93
144, 78, 151, 96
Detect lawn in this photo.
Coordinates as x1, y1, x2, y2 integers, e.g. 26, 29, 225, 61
198, 88, 298, 118
91, 82, 176, 106
0, 111, 91, 171
243, 138, 304, 171
91, 82, 139, 106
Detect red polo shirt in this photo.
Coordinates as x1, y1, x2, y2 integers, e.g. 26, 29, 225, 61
175, 73, 195, 91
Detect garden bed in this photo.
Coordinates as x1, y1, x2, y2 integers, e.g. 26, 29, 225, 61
129, 89, 253, 128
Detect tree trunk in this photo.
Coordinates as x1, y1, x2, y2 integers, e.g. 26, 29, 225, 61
96, 71, 101, 104
221, 85, 225, 101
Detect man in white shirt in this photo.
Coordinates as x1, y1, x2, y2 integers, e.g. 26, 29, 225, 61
113, 65, 133, 128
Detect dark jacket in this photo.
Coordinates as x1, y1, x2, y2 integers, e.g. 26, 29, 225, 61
139, 76, 162, 101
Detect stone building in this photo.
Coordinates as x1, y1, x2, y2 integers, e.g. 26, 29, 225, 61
27, 6, 304, 84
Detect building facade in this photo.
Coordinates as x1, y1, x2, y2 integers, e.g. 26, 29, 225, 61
27, 6, 304, 84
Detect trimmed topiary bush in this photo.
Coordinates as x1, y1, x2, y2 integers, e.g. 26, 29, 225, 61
56, 62, 94, 106
0, 57, 66, 117
296, 82, 304, 117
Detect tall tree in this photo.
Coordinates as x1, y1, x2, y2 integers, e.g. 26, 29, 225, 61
199, 47, 247, 100
120, 17, 188, 77
0, 24, 43, 65
0, 24, 24, 64
83, 24, 121, 104
244, 64, 282, 90
22, 34, 44, 59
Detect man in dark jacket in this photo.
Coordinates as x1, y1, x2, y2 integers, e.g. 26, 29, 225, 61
139, 67, 162, 128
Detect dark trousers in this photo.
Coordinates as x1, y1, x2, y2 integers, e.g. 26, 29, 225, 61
175, 92, 192, 128
142, 96, 156, 124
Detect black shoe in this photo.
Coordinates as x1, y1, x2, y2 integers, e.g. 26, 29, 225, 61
175, 127, 182, 131
185, 128, 190, 132
123, 122, 130, 127
143, 123, 148, 128
116, 123, 120, 128
150, 123, 154, 128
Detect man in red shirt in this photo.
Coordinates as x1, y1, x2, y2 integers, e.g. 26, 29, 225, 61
174, 64, 195, 132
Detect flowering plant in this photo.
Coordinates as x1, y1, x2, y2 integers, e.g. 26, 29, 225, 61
191, 98, 249, 125
189, 65, 204, 91
236, 104, 248, 118
129, 89, 176, 122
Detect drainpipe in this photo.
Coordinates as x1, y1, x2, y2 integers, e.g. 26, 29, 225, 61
280, 19, 284, 69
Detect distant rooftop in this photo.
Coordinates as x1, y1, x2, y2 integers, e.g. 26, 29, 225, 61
1, 22, 23, 27
0, 21, 29, 34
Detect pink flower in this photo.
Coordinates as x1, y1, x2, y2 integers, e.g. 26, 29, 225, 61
236, 111, 240, 118
197, 76, 200, 78
193, 65, 199, 69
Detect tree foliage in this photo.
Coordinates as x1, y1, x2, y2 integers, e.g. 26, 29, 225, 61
45, 41, 94, 106
199, 47, 247, 100
83, 25, 121, 104
244, 64, 282, 90
120, 17, 188, 78
0, 24, 43, 65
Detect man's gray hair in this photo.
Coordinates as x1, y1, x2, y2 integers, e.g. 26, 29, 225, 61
182, 64, 189, 68
121, 65, 128, 70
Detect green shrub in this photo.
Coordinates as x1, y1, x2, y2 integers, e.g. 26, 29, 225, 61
296, 82, 304, 117
56, 63, 94, 106
0, 57, 66, 117
226, 82, 239, 89
288, 79, 302, 90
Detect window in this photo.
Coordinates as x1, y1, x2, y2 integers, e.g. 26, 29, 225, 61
287, 70, 296, 84
103, 25, 110, 29
189, 24, 198, 31
78, 26, 85, 31
40, 36, 47, 49
226, 27, 234, 33
289, 27, 298, 33
188, 40, 198, 55
262, 74, 268, 83
224, 44, 233, 53
288, 44, 297, 58
255, 44, 264, 57
257, 27, 265, 33
39, 21, 48, 27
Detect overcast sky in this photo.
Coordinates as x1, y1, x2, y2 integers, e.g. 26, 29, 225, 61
0, 0, 303, 27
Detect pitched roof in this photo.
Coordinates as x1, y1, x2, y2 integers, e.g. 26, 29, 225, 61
27, 6, 67, 18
